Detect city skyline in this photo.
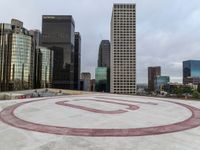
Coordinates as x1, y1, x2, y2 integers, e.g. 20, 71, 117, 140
1, 0, 200, 83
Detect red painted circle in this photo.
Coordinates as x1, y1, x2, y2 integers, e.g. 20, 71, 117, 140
0, 98, 200, 137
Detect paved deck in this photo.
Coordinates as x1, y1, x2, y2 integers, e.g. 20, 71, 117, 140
0, 93, 200, 150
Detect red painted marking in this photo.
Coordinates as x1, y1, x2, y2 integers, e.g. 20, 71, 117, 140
0, 98, 200, 137
56, 99, 136, 114
56, 99, 139, 114
95, 97, 158, 105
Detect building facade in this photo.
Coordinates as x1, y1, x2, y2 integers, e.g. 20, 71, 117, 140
90, 79, 96, 92
110, 3, 136, 94
29, 30, 41, 89
148, 66, 161, 91
0, 19, 33, 91
95, 67, 110, 92
154, 76, 170, 91
183, 60, 200, 85
96, 40, 110, 92
74, 32, 81, 90
98, 40, 110, 67
38, 47, 54, 88
42, 15, 75, 89
80, 72, 91, 91
0, 23, 11, 91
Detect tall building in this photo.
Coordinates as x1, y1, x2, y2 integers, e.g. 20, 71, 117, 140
96, 40, 110, 92
38, 47, 54, 88
74, 32, 81, 90
29, 30, 41, 89
98, 40, 110, 67
42, 15, 75, 89
110, 4, 136, 94
0, 19, 33, 91
183, 60, 200, 85
148, 66, 161, 91
0, 23, 11, 91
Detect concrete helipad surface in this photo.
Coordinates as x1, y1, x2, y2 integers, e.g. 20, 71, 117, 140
0, 93, 200, 150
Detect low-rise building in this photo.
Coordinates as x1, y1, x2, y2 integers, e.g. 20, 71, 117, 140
154, 76, 170, 92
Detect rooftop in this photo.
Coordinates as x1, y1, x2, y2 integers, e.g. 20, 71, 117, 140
0, 93, 200, 150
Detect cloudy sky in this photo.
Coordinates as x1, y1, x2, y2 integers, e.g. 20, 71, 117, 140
1, 0, 200, 83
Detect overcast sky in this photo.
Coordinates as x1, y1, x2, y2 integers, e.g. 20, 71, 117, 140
1, 0, 200, 83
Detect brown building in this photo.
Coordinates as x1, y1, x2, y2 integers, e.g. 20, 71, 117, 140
148, 66, 161, 91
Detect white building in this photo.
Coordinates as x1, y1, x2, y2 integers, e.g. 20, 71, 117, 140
110, 3, 136, 94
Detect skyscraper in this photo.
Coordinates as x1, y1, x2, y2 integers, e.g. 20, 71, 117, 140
74, 32, 81, 90
38, 47, 54, 88
98, 40, 110, 67
183, 60, 200, 85
29, 30, 41, 89
42, 15, 75, 89
95, 40, 110, 92
0, 19, 33, 91
148, 66, 161, 91
110, 4, 136, 94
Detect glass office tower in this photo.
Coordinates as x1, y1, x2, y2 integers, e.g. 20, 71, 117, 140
42, 15, 75, 90
0, 23, 12, 91
10, 33, 32, 90
38, 47, 54, 88
95, 67, 110, 92
74, 32, 81, 90
183, 60, 200, 85
154, 76, 170, 91
0, 19, 33, 91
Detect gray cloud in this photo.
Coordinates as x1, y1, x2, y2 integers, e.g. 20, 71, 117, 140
1, 0, 200, 83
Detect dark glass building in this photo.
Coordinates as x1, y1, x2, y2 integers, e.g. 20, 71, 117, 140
95, 67, 110, 92
0, 19, 33, 91
0, 23, 12, 91
148, 66, 161, 91
42, 15, 75, 89
74, 32, 81, 90
98, 40, 110, 67
183, 60, 200, 85
29, 30, 41, 89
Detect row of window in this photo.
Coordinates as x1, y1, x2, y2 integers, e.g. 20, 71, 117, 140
113, 82, 135, 84
113, 18, 135, 20
114, 45, 136, 47
113, 25, 135, 27
113, 54, 135, 56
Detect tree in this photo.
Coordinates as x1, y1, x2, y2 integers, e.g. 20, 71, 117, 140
192, 91, 200, 99
182, 86, 192, 94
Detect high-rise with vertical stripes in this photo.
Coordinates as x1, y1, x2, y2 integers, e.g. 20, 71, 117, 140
110, 3, 136, 94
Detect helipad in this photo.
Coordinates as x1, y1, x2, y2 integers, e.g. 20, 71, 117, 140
0, 93, 200, 150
